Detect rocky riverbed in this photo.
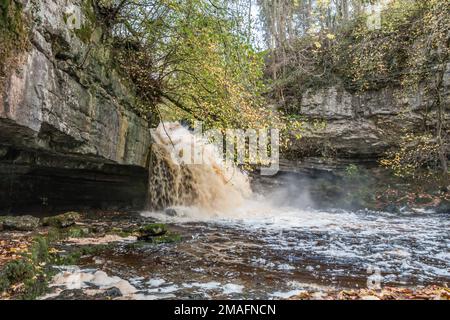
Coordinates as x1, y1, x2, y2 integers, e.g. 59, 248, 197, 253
0, 207, 448, 300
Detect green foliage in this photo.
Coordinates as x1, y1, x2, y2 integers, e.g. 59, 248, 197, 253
56, 0, 302, 157
69, 0, 100, 44
0, 259, 34, 292
74, 23, 94, 43
107, 0, 279, 131
337, 0, 448, 91
29, 236, 49, 263
267, 0, 448, 176
66, 226, 90, 238
51, 244, 113, 266
0, 236, 55, 300
0, 0, 29, 91
380, 133, 444, 179
0, 0, 10, 25
272, 0, 449, 97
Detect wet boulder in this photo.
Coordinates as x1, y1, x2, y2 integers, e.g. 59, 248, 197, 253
137, 223, 182, 243
435, 199, 450, 214
138, 223, 168, 240
92, 225, 107, 235
381, 204, 401, 213
105, 287, 123, 298
1, 215, 40, 231
41, 212, 81, 228
164, 208, 178, 217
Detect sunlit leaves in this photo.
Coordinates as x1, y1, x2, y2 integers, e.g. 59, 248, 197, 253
380, 133, 444, 179
112, 0, 274, 131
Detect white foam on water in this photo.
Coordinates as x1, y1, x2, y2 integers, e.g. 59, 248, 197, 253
182, 281, 222, 290
277, 263, 296, 271
269, 289, 306, 299
48, 268, 138, 298
222, 283, 245, 295
147, 284, 180, 294
142, 205, 450, 283
143, 121, 449, 287
147, 278, 166, 287
435, 252, 450, 262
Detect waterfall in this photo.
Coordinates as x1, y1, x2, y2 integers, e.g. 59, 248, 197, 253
148, 122, 252, 212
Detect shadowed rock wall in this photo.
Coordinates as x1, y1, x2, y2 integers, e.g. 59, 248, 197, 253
0, 0, 152, 213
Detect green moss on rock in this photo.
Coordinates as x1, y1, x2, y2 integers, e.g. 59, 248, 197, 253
74, 23, 94, 43
41, 212, 81, 228
1, 215, 40, 231
66, 226, 90, 238
107, 227, 136, 238
52, 243, 114, 266
0, 0, 29, 91
147, 232, 182, 244
136, 223, 181, 243
139, 223, 167, 237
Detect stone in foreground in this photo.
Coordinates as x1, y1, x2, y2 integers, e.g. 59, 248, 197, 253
41, 212, 82, 228
138, 223, 168, 239
1, 215, 40, 231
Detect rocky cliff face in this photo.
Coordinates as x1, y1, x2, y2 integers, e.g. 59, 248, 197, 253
286, 66, 450, 164
0, 0, 152, 213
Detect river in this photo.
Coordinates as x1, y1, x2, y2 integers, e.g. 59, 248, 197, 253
46, 200, 449, 300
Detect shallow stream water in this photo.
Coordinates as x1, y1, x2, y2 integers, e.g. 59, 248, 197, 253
48, 203, 449, 300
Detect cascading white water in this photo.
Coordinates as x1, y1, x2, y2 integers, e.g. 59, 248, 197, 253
148, 122, 252, 214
